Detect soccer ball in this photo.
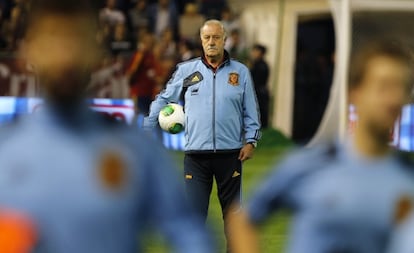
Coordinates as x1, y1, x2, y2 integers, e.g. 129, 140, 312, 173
158, 103, 185, 134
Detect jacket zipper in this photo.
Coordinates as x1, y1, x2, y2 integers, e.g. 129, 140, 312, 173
212, 72, 216, 152
210, 60, 226, 153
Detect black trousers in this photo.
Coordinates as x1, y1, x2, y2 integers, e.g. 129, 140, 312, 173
184, 152, 242, 222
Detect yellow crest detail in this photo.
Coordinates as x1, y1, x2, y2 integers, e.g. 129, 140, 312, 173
191, 75, 200, 83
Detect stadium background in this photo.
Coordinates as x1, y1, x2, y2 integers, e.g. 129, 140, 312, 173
1, 0, 414, 252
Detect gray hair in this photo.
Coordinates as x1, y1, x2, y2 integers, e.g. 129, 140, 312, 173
200, 19, 227, 39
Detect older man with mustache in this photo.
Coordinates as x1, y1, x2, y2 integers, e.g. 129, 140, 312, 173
144, 19, 261, 251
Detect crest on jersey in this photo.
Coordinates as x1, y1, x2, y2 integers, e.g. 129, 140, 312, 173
228, 72, 239, 86
0, 209, 38, 252
98, 150, 127, 191
394, 195, 413, 224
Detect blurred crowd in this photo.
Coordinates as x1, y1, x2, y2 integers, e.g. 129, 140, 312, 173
0, 0, 231, 51
0, 2, 235, 88
0, 0, 271, 125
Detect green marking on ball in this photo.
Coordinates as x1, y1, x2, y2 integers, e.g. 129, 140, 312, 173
169, 123, 184, 134
161, 105, 175, 116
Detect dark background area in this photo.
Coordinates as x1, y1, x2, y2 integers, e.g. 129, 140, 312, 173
292, 16, 335, 144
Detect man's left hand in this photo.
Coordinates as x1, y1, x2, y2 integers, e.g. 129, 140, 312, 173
238, 144, 255, 162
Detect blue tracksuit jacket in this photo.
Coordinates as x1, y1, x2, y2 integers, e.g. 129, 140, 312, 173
144, 51, 261, 152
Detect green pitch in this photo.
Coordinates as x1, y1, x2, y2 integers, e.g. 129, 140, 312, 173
143, 129, 293, 252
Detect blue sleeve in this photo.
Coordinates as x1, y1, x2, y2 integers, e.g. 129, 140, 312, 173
143, 66, 184, 129
242, 68, 261, 143
247, 148, 323, 224
145, 143, 214, 253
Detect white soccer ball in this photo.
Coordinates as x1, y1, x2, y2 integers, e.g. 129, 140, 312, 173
158, 103, 185, 134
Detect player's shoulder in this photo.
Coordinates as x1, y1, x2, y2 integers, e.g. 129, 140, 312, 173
173, 58, 204, 78
89, 111, 151, 148
274, 142, 339, 178
227, 59, 251, 78
282, 142, 338, 166
109, 120, 163, 153
92, 111, 128, 130
229, 58, 248, 69
177, 57, 202, 68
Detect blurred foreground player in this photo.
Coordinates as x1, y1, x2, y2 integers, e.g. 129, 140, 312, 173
0, 1, 212, 253
228, 41, 414, 253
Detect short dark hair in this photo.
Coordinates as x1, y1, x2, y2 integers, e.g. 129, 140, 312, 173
30, 0, 96, 16
253, 44, 267, 55
349, 40, 413, 90
27, 0, 97, 29
25, 0, 99, 44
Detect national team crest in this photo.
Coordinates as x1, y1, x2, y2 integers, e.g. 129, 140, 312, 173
98, 150, 127, 191
394, 195, 413, 225
228, 72, 239, 86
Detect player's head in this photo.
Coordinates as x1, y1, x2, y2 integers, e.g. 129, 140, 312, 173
251, 44, 267, 61
200, 20, 226, 61
24, 0, 100, 104
349, 40, 413, 138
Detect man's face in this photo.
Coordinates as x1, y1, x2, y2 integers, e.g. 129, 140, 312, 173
25, 15, 99, 101
351, 56, 411, 134
200, 24, 226, 59
250, 48, 261, 61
